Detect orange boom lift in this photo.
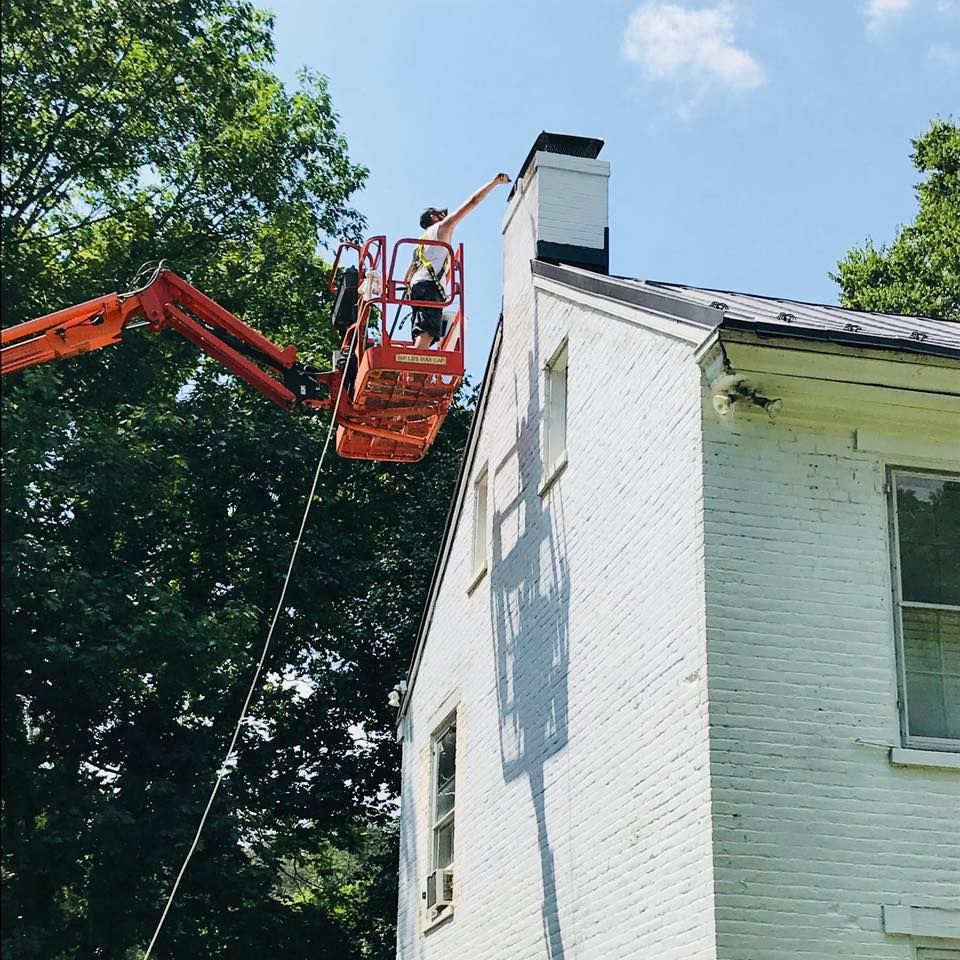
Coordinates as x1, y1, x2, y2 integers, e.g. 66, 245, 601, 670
0, 235, 465, 463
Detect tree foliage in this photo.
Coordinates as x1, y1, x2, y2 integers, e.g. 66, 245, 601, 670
1, 2, 470, 956
834, 118, 960, 320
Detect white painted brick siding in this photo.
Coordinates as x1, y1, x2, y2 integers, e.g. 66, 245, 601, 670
535, 155, 609, 251
702, 408, 960, 960
397, 152, 959, 960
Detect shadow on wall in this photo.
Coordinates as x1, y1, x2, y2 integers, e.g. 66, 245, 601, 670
489, 298, 571, 960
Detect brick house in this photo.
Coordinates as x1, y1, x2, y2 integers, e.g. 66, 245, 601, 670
394, 134, 960, 960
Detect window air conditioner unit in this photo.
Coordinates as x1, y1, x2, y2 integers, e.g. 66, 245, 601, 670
426, 868, 454, 909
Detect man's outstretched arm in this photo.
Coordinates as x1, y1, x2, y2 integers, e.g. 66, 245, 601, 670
436, 172, 511, 242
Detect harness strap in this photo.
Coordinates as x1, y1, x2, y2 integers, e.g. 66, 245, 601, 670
413, 236, 449, 298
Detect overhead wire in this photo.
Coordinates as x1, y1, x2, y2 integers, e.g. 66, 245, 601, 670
142, 317, 361, 959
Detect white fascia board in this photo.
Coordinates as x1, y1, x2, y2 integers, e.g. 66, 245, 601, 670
717, 330, 960, 396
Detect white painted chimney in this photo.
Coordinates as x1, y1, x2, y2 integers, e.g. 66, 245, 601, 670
501, 132, 610, 281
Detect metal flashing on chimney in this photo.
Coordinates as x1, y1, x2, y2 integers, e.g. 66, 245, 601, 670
509, 131, 605, 200
536, 229, 610, 275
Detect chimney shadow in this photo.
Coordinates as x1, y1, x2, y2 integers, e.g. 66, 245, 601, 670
489, 295, 571, 960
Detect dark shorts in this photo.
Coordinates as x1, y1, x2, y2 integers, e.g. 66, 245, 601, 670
410, 279, 445, 343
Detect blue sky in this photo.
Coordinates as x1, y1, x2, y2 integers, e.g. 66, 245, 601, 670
264, 0, 957, 375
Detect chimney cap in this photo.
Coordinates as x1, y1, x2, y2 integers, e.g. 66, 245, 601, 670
509, 131, 605, 199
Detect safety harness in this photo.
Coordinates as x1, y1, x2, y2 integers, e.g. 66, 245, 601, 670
413, 237, 449, 299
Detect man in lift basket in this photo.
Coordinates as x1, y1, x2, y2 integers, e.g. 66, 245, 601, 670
405, 172, 512, 350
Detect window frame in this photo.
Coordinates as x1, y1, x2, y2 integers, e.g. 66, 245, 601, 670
543, 339, 569, 486
888, 467, 959, 753
430, 712, 457, 871
470, 464, 489, 584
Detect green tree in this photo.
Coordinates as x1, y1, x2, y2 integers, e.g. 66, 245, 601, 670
1, 2, 471, 956
833, 118, 959, 320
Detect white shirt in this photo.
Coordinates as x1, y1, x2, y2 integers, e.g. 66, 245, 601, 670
410, 223, 450, 287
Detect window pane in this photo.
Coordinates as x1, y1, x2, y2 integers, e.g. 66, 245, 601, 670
943, 612, 960, 674
903, 607, 943, 671
896, 476, 940, 541
472, 471, 488, 574
546, 347, 567, 469
896, 475, 960, 605
902, 607, 960, 740
435, 819, 454, 869
436, 777, 455, 820
946, 676, 960, 740
435, 723, 456, 790
899, 543, 941, 604
905, 670, 947, 739
940, 546, 960, 606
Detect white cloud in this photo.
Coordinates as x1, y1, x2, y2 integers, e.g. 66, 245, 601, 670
863, 0, 915, 33
622, 2, 766, 92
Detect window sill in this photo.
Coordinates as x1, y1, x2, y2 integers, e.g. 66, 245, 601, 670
424, 905, 454, 934
538, 452, 568, 497
889, 747, 960, 770
466, 565, 487, 595
882, 903, 960, 939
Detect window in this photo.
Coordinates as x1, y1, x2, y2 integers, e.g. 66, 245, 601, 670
471, 465, 488, 581
431, 716, 457, 870
890, 471, 960, 750
544, 341, 568, 476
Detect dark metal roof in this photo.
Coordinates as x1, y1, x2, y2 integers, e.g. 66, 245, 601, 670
539, 263, 960, 359
509, 132, 605, 200
644, 280, 960, 354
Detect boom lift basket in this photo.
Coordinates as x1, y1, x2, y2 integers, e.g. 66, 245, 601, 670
326, 235, 465, 462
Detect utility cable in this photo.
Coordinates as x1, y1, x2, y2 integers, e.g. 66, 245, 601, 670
142, 320, 360, 959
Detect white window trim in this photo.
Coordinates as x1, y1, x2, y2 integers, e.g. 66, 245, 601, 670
540, 339, 568, 496
538, 450, 568, 497
430, 712, 457, 872
889, 746, 960, 770
424, 905, 455, 933
888, 467, 959, 753
468, 464, 489, 589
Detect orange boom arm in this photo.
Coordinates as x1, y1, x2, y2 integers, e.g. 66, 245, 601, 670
1, 268, 334, 410
2, 237, 466, 463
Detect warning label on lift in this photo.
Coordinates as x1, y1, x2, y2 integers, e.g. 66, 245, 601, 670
395, 354, 447, 365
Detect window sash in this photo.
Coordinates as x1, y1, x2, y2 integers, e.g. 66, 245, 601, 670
471, 467, 488, 576
431, 718, 457, 869
889, 469, 960, 750
900, 600, 960, 612
545, 343, 568, 472
433, 815, 454, 870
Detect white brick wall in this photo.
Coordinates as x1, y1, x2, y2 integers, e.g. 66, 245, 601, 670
397, 206, 717, 956
702, 406, 960, 960
397, 149, 959, 960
